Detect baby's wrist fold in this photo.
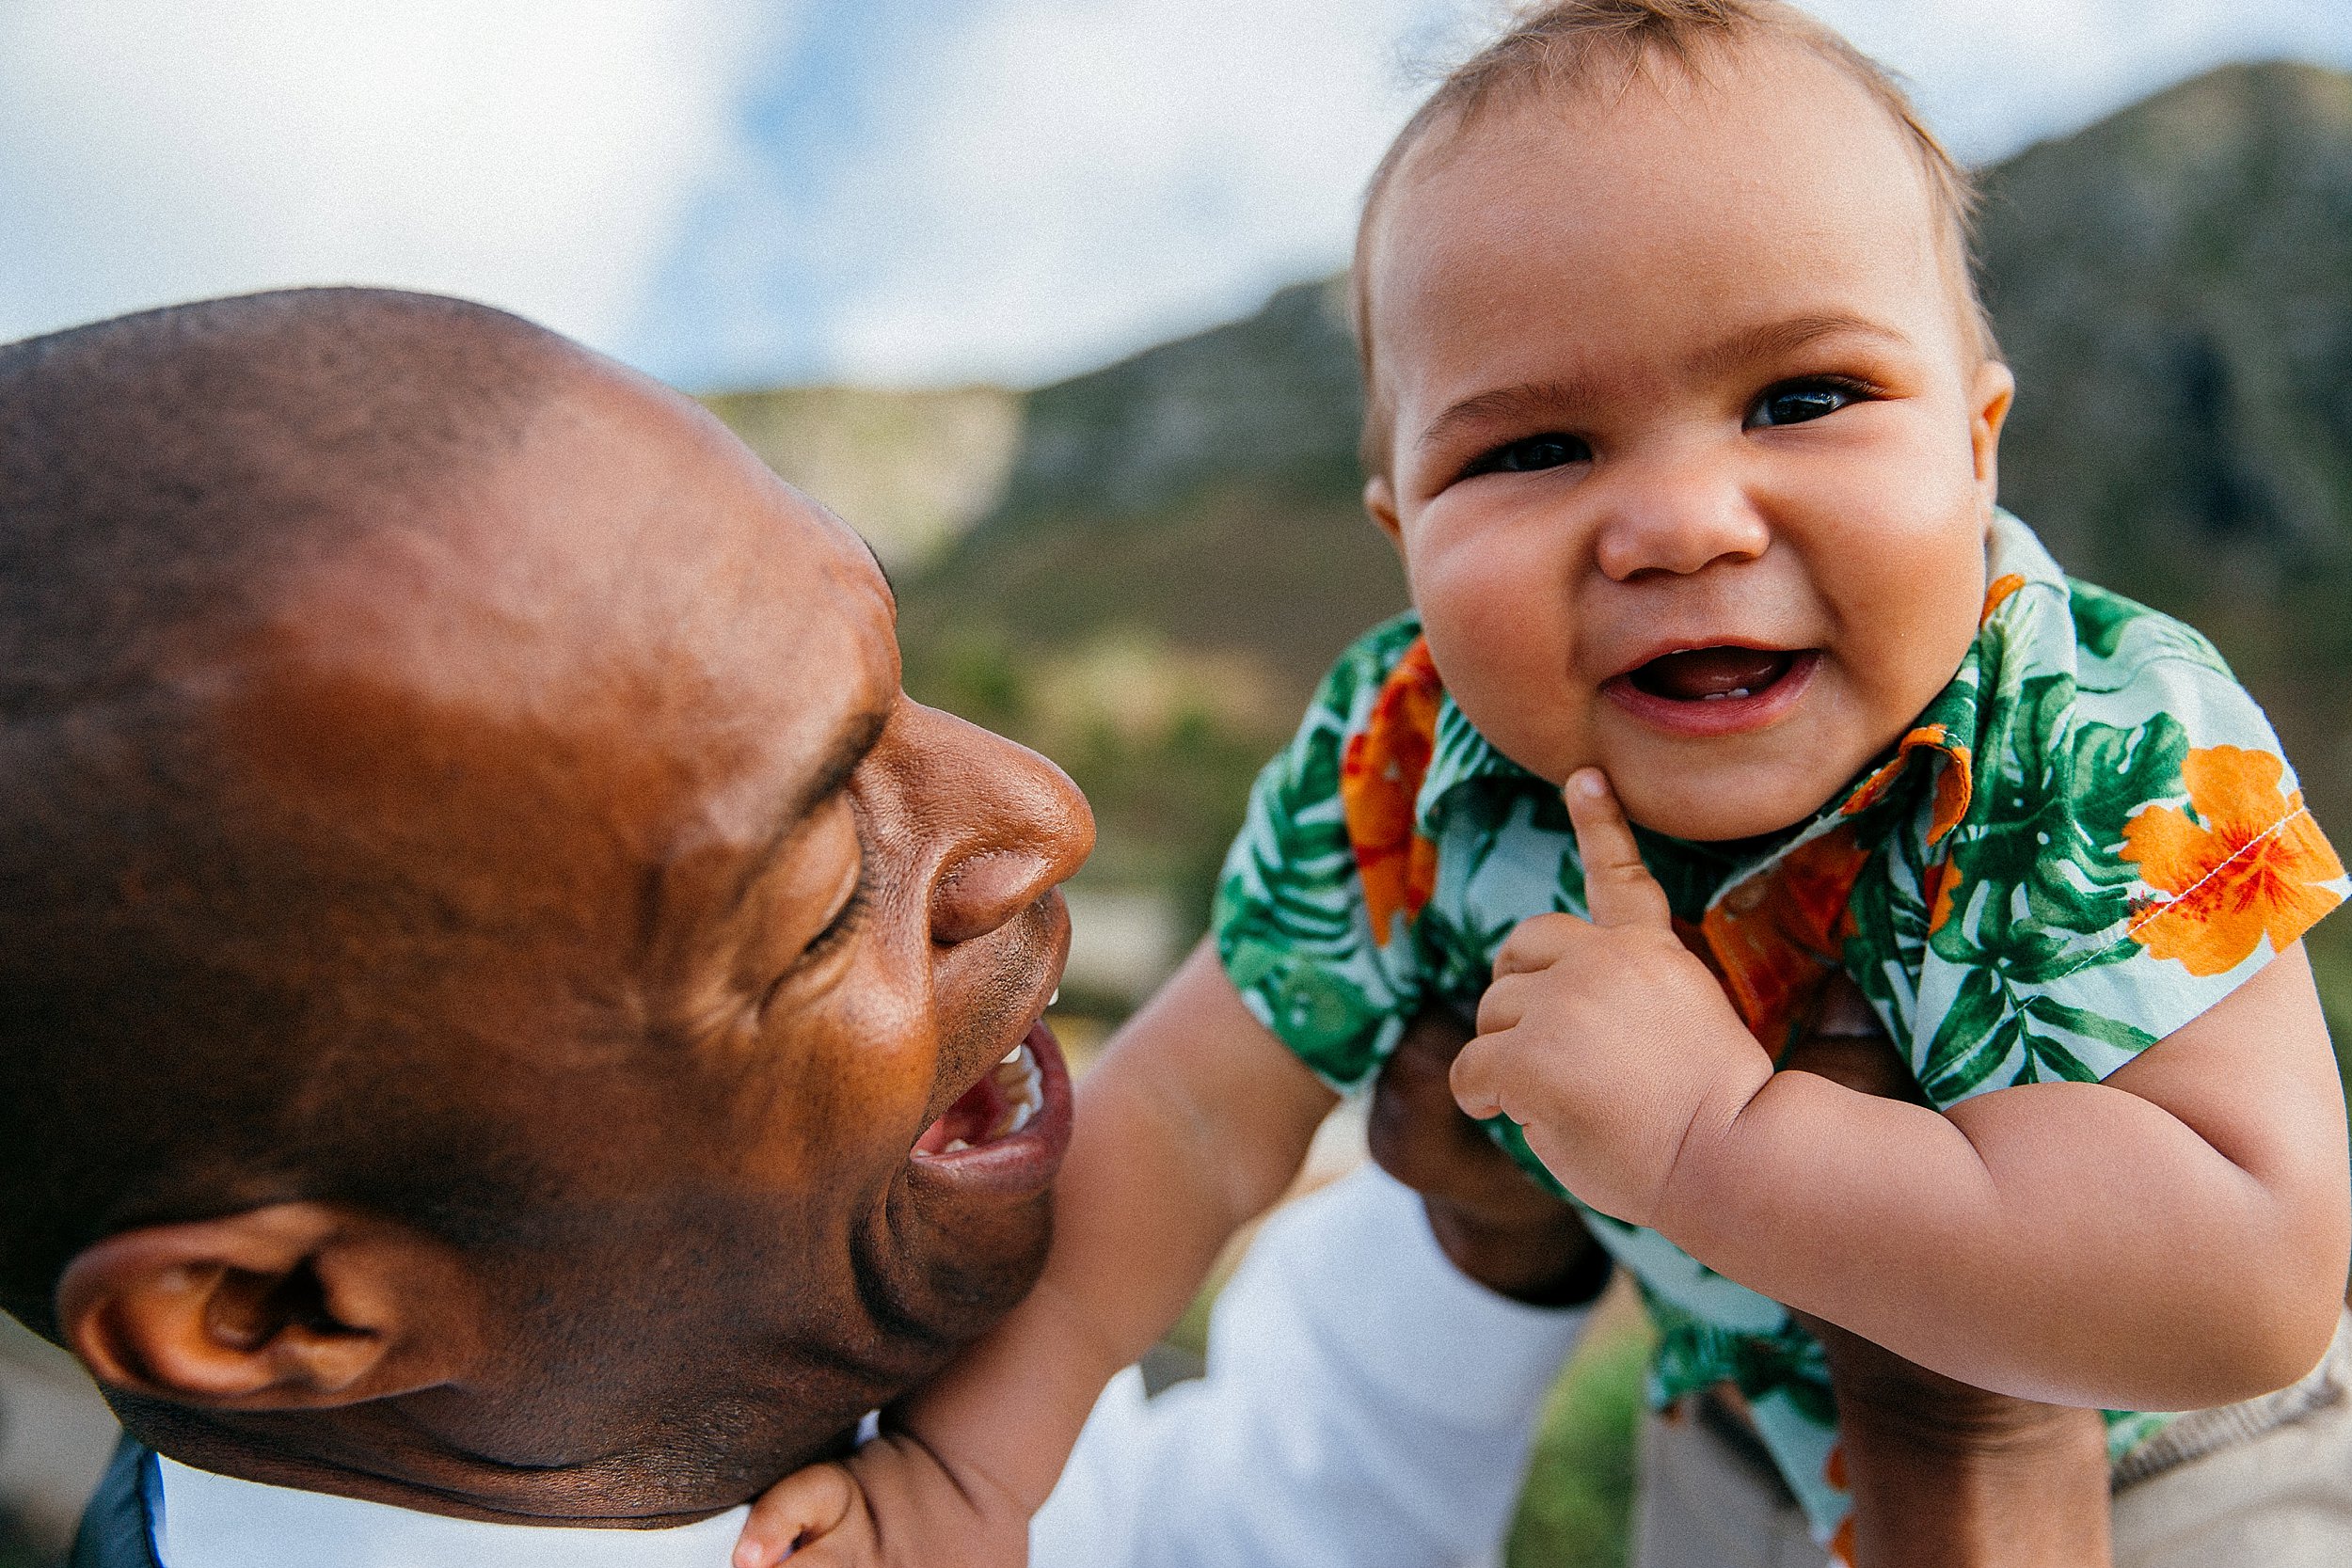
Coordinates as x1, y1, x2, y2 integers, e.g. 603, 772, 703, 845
1645, 1046, 1775, 1235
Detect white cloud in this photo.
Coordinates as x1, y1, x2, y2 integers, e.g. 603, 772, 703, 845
644, 0, 2352, 389
1806, 0, 2352, 160
0, 0, 792, 357
653, 0, 2352, 388
776, 0, 1454, 387
8, 1, 2345, 388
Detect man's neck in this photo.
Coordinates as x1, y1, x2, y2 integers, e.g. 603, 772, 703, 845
123, 1401, 800, 1530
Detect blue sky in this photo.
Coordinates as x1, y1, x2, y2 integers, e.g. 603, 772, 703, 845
4, 0, 2349, 391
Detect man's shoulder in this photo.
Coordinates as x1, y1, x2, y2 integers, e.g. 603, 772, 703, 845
70, 1440, 160, 1568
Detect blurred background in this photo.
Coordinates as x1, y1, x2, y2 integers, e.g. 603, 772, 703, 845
7, 1, 2352, 1562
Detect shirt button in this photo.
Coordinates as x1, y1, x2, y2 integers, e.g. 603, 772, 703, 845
1724, 881, 1767, 914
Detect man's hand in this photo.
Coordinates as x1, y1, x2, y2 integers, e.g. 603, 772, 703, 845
1781, 978, 2114, 1568
1369, 1006, 1610, 1306
732, 1432, 1029, 1568
1450, 768, 1772, 1224
1807, 1312, 2114, 1568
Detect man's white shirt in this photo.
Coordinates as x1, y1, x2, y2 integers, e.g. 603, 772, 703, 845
150, 1165, 1591, 1568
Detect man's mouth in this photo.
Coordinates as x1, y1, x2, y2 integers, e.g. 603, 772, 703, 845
1603, 645, 1820, 735
914, 1033, 1047, 1157
904, 1013, 1073, 1198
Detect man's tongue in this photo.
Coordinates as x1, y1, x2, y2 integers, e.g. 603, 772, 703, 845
1629, 647, 1795, 702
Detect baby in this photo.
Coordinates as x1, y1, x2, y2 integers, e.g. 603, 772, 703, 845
740, 3, 2352, 1562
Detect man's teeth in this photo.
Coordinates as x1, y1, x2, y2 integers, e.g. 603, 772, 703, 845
989, 1041, 1043, 1138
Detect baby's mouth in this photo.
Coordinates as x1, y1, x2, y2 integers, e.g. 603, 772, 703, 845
1627, 646, 1800, 703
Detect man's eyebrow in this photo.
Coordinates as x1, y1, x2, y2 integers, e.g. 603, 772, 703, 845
790, 703, 889, 825
1685, 313, 1911, 381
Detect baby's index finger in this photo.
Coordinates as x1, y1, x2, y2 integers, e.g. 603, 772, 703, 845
1565, 768, 1673, 930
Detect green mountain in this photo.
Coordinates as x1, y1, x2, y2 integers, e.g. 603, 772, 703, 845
713, 59, 2352, 1003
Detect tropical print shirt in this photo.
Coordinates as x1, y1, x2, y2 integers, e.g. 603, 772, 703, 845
1214, 513, 2347, 1552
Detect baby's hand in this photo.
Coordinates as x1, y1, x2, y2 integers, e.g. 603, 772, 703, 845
731, 1432, 1028, 1568
1450, 768, 1773, 1226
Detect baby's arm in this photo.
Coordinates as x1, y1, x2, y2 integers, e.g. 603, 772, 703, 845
736, 942, 1336, 1566
1454, 768, 2351, 1413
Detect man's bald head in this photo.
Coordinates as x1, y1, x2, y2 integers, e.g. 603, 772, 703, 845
0, 289, 574, 1337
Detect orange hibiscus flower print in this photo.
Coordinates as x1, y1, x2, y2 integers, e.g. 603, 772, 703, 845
1701, 825, 1872, 1054
2122, 746, 2346, 977
1342, 638, 1443, 946
1981, 572, 2028, 624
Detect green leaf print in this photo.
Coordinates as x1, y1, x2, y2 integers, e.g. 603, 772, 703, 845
2020, 993, 2157, 1060
1416, 902, 1523, 1006
2069, 579, 2141, 661
1917, 680, 2187, 1098
1937, 677, 2169, 968
2071, 709, 2189, 856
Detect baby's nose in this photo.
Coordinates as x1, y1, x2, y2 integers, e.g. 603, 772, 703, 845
1591, 457, 1771, 579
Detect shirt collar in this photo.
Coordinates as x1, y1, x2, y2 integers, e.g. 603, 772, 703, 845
151, 1454, 752, 1568
1414, 509, 2069, 863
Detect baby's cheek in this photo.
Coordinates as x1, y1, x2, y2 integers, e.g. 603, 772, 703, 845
1406, 516, 1592, 773
1429, 631, 1580, 778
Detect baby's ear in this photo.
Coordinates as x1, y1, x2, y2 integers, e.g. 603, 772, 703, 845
1363, 474, 1405, 553
1969, 359, 2017, 503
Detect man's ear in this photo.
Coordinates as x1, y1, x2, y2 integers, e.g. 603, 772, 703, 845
1364, 473, 1405, 554
55, 1202, 482, 1410
1970, 357, 2017, 509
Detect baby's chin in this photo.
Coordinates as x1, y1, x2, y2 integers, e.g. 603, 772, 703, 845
1612, 770, 1841, 845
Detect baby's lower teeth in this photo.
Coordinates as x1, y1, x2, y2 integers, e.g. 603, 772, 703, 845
1698, 688, 1752, 702
945, 1138, 972, 1153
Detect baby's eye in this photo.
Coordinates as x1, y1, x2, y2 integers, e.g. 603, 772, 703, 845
1747, 378, 1870, 429
1462, 433, 1592, 478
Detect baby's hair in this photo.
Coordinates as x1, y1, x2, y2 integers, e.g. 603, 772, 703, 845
1353, 0, 1999, 474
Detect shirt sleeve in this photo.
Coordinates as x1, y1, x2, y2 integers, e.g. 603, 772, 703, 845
1214, 618, 1428, 1092
1910, 585, 2348, 1102
1027, 1165, 1591, 1568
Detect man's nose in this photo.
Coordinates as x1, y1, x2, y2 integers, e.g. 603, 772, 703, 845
1588, 446, 1771, 580
903, 705, 1095, 946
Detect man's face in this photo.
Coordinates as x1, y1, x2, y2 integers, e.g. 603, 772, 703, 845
215, 357, 1094, 1508
1362, 42, 2012, 841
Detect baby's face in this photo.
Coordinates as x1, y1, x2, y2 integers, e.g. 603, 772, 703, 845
1361, 40, 2014, 842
